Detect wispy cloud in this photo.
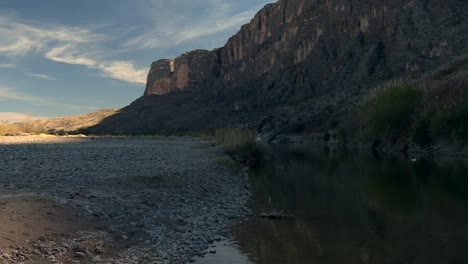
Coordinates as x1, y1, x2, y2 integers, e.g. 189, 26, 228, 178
44, 44, 146, 84
124, 0, 266, 49
0, 16, 146, 84
98, 61, 147, 84
0, 112, 47, 123
44, 44, 98, 66
25, 73, 58, 81
0, 16, 100, 56
0, 86, 98, 111
0, 63, 16, 68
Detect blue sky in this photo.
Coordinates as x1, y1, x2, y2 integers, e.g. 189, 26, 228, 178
0, 0, 274, 122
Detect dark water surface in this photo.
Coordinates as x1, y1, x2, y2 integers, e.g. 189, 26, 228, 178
197, 145, 468, 264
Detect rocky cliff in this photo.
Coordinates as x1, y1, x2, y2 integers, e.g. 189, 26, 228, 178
91, 0, 468, 137
145, 0, 468, 97
145, 50, 221, 95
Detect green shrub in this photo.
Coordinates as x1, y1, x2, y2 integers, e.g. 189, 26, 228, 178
430, 111, 454, 139
337, 129, 348, 143
412, 118, 432, 147
451, 97, 468, 140
361, 84, 423, 137
429, 103, 468, 142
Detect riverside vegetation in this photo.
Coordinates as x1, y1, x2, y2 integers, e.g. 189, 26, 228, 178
214, 128, 261, 164
359, 79, 468, 151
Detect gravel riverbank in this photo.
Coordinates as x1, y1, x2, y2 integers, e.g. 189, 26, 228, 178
0, 136, 251, 264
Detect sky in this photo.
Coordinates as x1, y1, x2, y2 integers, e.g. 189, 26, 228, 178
0, 0, 274, 122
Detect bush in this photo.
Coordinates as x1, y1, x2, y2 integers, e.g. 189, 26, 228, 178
429, 103, 468, 142
361, 84, 423, 137
16, 122, 46, 134
412, 118, 432, 147
337, 128, 348, 143
215, 128, 260, 161
424, 81, 468, 142
360, 79, 467, 147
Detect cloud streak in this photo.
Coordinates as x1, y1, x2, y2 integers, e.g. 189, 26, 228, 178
25, 73, 58, 81
44, 44, 146, 84
124, 0, 267, 49
0, 63, 16, 68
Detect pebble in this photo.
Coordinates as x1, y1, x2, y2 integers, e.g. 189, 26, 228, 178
74, 252, 86, 258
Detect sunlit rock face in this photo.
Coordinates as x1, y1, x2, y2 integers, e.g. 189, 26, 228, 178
145, 0, 468, 97
145, 50, 220, 96
145, 59, 173, 96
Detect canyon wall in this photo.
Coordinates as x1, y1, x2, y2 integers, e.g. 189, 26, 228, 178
145, 0, 468, 97
91, 0, 468, 135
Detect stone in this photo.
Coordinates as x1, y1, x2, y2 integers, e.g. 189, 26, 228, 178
75, 252, 86, 258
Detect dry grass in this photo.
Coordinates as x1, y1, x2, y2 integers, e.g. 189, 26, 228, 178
0, 120, 46, 136
214, 128, 260, 161
214, 156, 241, 173
0, 122, 19, 136
38, 108, 118, 134
215, 128, 256, 150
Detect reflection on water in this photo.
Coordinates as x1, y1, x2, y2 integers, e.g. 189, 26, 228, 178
230, 145, 468, 264
192, 238, 253, 264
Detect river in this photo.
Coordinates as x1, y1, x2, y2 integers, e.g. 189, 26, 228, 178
196, 144, 468, 264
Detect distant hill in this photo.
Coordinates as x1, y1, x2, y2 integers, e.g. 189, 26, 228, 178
37, 109, 119, 133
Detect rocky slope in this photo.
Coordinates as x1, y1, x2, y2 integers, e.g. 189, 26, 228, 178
90, 0, 468, 138
37, 109, 118, 134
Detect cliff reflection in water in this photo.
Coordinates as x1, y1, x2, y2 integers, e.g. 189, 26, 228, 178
231, 146, 468, 264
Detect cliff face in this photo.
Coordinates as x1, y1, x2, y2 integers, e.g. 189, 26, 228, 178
145, 50, 220, 95
93, 0, 468, 136
145, 0, 468, 97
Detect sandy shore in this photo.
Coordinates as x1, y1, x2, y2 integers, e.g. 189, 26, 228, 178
0, 136, 250, 263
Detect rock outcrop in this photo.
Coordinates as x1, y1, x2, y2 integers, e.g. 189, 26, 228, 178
145, 50, 221, 95
93, 0, 468, 136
